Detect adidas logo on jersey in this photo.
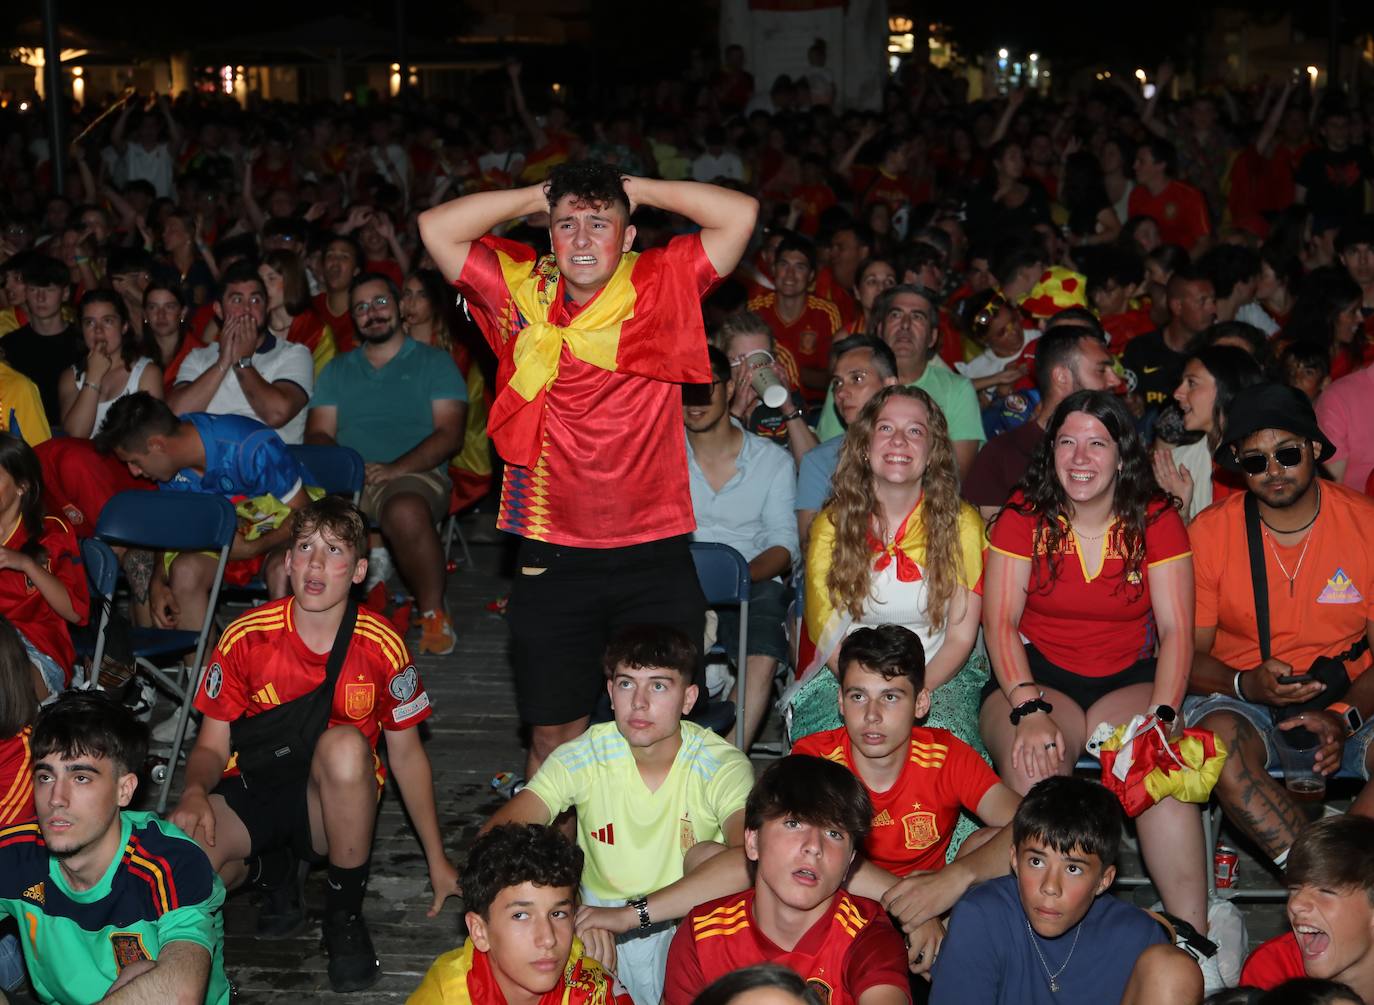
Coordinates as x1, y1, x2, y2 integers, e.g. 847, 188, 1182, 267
871, 810, 894, 827
251, 683, 282, 706
591, 823, 615, 845
21, 882, 43, 906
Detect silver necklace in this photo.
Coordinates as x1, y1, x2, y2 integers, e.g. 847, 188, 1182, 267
1025, 918, 1081, 993
1264, 525, 1314, 598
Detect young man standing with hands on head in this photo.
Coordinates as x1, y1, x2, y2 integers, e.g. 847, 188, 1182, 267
419, 162, 758, 778
483, 625, 753, 1005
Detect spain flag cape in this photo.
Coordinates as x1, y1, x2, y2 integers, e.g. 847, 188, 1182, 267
408, 936, 627, 1005
483, 238, 710, 468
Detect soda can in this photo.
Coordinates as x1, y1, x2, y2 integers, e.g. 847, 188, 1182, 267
1214, 844, 1239, 890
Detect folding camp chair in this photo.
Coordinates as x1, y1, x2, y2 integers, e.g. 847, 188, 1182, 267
94, 491, 238, 813
690, 542, 752, 751
286, 444, 365, 503
74, 537, 120, 689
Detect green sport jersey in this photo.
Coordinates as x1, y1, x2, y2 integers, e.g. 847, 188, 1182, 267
0, 810, 229, 1005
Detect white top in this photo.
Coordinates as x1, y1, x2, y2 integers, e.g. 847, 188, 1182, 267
177, 335, 314, 443
852, 559, 950, 662
1113, 179, 1136, 224
122, 142, 175, 199
75, 357, 152, 437
692, 151, 745, 183
956, 330, 1038, 380
1236, 300, 1280, 337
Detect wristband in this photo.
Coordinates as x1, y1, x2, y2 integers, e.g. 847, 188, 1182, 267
628, 897, 651, 931
782, 408, 804, 423
1233, 671, 1247, 702
1009, 696, 1053, 726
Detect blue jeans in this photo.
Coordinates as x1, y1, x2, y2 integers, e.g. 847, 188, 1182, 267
1182, 693, 1374, 778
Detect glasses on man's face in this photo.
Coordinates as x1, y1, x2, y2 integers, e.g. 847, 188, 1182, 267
1236, 444, 1306, 475
351, 295, 391, 317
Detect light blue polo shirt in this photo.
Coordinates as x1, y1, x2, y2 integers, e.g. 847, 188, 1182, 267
311, 338, 466, 464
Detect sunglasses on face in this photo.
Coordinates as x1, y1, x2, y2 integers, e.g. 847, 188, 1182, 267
1236, 444, 1306, 475
972, 293, 1008, 333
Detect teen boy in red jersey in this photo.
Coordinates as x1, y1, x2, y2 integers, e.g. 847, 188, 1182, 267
170, 496, 459, 993
410, 823, 633, 1005
662, 755, 910, 1005
792, 625, 1022, 972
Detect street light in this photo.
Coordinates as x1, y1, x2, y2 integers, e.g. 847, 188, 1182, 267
997, 48, 1009, 59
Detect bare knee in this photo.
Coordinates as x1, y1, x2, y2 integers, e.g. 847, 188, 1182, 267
532, 721, 586, 762
1123, 945, 1202, 1005
312, 725, 373, 785
381, 493, 432, 535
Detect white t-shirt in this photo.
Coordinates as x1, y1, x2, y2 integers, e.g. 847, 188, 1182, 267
1236, 300, 1280, 337
177, 335, 314, 443
123, 143, 175, 199
75, 357, 153, 437
691, 151, 745, 183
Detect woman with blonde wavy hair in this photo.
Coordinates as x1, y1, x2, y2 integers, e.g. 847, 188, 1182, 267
790, 385, 987, 761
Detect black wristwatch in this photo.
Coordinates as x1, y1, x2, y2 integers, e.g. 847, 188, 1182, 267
1152, 704, 1177, 724
781, 408, 804, 423
1009, 697, 1053, 725
628, 897, 651, 931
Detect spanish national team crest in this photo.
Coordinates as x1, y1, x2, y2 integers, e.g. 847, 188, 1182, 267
806, 978, 833, 1005
680, 814, 697, 854
344, 681, 375, 720
110, 932, 151, 972
799, 330, 819, 356
902, 808, 939, 850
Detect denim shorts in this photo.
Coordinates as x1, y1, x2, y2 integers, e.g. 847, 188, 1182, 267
1182, 693, 1374, 779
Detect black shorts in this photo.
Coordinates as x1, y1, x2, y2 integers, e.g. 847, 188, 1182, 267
981, 643, 1157, 712
212, 774, 316, 861
507, 534, 705, 726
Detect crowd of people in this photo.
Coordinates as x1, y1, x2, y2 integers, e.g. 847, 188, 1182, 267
1, 43, 1374, 1005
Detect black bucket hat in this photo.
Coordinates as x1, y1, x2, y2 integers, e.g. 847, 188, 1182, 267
1214, 382, 1337, 472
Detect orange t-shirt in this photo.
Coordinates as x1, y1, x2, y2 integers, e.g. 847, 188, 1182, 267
1128, 180, 1212, 251
1190, 483, 1374, 678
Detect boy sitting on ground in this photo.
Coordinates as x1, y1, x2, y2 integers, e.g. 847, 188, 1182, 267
484, 625, 754, 1005
409, 824, 632, 1005
792, 624, 1023, 974
930, 776, 1202, 1005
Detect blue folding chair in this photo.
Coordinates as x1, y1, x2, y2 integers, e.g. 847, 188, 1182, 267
690, 542, 751, 751
74, 538, 120, 688
94, 491, 238, 812
287, 444, 365, 503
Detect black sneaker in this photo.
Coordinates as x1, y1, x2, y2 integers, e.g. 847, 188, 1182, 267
322, 909, 381, 993
254, 855, 307, 939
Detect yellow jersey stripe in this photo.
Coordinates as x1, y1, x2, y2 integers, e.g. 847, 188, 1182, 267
694, 900, 749, 925
127, 851, 171, 912
219, 613, 288, 652
354, 624, 405, 669
0, 821, 40, 841
694, 919, 753, 940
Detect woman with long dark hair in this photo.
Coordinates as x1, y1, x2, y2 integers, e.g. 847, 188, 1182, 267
1152, 344, 1265, 520
140, 281, 201, 391
261, 250, 337, 378
58, 290, 163, 439
1285, 266, 1367, 379
981, 390, 1207, 941
0, 434, 88, 697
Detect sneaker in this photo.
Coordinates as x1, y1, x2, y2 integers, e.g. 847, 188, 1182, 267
150, 711, 197, 747
322, 909, 381, 993
1207, 895, 1247, 988
418, 611, 456, 656
254, 855, 307, 939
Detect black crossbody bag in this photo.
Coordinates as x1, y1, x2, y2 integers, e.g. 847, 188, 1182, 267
1244, 496, 1360, 738
230, 602, 358, 789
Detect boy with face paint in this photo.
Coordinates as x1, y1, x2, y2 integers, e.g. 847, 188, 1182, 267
662, 756, 911, 1005
930, 777, 1201, 1005
409, 824, 633, 1005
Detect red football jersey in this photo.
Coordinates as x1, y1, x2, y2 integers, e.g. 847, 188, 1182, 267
986, 495, 1191, 678
312, 292, 357, 354
665, 890, 909, 1005
748, 292, 842, 405
1239, 932, 1304, 990
195, 598, 432, 780
792, 726, 1000, 875
1128, 180, 1211, 252
456, 234, 719, 547
0, 514, 88, 679
0, 726, 33, 826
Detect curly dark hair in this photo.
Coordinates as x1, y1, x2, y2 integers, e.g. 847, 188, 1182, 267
462, 824, 584, 919
996, 389, 1170, 599
544, 161, 630, 217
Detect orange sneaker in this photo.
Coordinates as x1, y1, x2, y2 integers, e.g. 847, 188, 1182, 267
418, 610, 456, 656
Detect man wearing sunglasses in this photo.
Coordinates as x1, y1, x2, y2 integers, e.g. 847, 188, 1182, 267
170, 261, 315, 444
305, 273, 467, 655
1184, 382, 1374, 867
